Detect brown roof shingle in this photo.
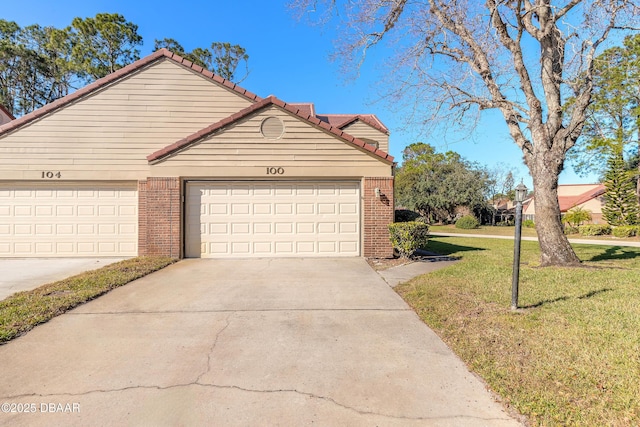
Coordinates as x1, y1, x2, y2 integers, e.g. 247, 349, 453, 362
558, 184, 606, 212
317, 114, 389, 135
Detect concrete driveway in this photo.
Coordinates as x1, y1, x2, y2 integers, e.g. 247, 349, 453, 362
0, 258, 522, 426
0, 258, 127, 301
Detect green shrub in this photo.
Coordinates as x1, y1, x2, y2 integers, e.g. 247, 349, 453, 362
564, 225, 579, 235
563, 206, 592, 227
612, 226, 637, 238
578, 224, 612, 236
388, 221, 430, 258
496, 220, 514, 226
522, 219, 535, 228
455, 215, 479, 229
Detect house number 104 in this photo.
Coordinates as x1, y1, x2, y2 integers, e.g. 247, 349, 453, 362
266, 167, 285, 175
41, 171, 62, 179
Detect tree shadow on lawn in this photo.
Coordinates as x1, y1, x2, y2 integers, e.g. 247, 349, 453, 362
423, 237, 487, 257
521, 288, 613, 309
586, 246, 640, 262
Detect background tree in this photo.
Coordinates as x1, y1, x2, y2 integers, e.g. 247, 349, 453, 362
0, 20, 75, 116
69, 13, 142, 81
602, 151, 639, 226
486, 164, 516, 225
154, 39, 249, 82
396, 143, 489, 223
210, 42, 249, 82
2, 15, 251, 118
568, 34, 640, 199
292, 0, 639, 266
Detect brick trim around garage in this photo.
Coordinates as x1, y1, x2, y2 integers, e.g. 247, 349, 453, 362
138, 177, 182, 258
363, 177, 394, 258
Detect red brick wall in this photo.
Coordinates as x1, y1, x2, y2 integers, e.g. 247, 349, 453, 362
363, 177, 394, 258
138, 177, 181, 258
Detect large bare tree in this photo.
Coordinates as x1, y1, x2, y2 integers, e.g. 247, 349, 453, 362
291, 0, 639, 266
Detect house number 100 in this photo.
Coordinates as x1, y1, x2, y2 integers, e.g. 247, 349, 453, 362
266, 167, 285, 175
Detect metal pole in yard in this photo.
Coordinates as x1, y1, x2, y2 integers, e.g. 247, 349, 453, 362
511, 183, 527, 311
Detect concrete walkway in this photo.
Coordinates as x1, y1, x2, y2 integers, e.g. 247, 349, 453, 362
377, 254, 459, 288
0, 258, 522, 426
431, 232, 640, 247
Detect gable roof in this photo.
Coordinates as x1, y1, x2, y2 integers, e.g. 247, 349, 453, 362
317, 114, 389, 135
0, 48, 262, 136
147, 96, 395, 164
558, 184, 605, 212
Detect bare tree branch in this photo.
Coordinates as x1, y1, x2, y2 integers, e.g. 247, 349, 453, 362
290, 0, 640, 265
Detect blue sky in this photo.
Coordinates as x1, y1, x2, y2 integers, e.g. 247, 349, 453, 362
3, 0, 601, 188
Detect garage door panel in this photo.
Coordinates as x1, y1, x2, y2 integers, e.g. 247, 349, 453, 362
35, 224, 54, 234
0, 184, 137, 257
318, 242, 337, 253
209, 242, 228, 254
296, 223, 314, 234
186, 181, 360, 258
253, 242, 272, 254
35, 242, 54, 254
296, 242, 315, 253
253, 223, 272, 234
340, 222, 358, 234
253, 204, 271, 215
340, 241, 358, 252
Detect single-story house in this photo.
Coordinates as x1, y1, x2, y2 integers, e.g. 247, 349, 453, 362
0, 49, 395, 259
523, 184, 606, 224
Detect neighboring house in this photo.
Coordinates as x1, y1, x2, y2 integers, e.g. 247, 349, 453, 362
0, 49, 394, 259
0, 105, 14, 126
523, 184, 606, 224
491, 197, 517, 223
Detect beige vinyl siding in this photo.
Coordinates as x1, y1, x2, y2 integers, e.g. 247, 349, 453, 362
151, 107, 393, 178
0, 59, 253, 181
341, 120, 389, 153
578, 198, 604, 215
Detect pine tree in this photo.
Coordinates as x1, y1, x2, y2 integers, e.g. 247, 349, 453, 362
602, 152, 639, 226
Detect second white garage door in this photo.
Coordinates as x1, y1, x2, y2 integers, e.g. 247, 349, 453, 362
0, 183, 138, 257
185, 181, 360, 258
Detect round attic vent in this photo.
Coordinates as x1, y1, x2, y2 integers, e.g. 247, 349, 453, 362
260, 117, 284, 139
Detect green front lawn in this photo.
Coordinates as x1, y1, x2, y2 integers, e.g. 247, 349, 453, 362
396, 236, 640, 426
430, 224, 537, 236
0, 256, 176, 344
430, 224, 640, 242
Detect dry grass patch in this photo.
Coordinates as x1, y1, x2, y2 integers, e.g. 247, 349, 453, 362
396, 236, 640, 426
0, 257, 176, 344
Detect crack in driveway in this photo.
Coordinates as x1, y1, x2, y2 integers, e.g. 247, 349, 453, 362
195, 314, 232, 383
69, 308, 412, 315
1, 383, 513, 423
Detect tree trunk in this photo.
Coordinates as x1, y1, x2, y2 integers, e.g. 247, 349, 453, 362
530, 162, 582, 267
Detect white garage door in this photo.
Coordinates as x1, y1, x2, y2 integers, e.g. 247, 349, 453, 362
0, 183, 138, 257
186, 181, 360, 258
